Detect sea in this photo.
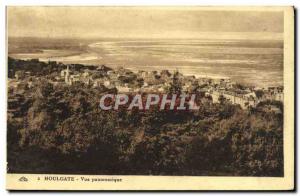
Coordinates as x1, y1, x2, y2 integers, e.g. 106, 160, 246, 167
8, 38, 283, 87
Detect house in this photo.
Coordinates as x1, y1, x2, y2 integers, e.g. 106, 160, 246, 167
116, 85, 132, 93
208, 90, 258, 109
103, 80, 111, 87
275, 92, 284, 102
14, 70, 25, 80
61, 65, 72, 78
93, 79, 104, 88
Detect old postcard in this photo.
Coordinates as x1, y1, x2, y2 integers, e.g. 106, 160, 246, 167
6, 6, 294, 190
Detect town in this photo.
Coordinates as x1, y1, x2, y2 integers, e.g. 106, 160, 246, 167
8, 57, 283, 111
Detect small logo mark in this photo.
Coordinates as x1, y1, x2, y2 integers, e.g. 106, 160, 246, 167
19, 176, 28, 182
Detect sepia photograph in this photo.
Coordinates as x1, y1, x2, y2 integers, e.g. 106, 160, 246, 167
6, 6, 294, 190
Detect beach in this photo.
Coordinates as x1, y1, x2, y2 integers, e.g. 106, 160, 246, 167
8, 38, 283, 87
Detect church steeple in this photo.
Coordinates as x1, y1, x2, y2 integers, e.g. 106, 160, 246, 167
65, 65, 70, 84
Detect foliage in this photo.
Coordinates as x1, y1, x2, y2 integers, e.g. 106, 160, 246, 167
7, 59, 283, 176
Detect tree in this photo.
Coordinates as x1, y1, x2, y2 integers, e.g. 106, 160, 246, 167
218, 95, 226, 105
255, 90, 264, 99
35, 80, 54, 98
167, 71, 182, 94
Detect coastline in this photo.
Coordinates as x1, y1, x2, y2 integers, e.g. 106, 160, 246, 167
8, 55, 282, 89
8, 37, 284, 88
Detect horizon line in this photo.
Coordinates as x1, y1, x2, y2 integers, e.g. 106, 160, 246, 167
7, 36, 284, 41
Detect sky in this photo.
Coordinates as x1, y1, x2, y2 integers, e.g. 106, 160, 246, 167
7, 7, 284, 40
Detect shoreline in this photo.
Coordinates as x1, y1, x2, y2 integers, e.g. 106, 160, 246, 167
8, 56, 283, 89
